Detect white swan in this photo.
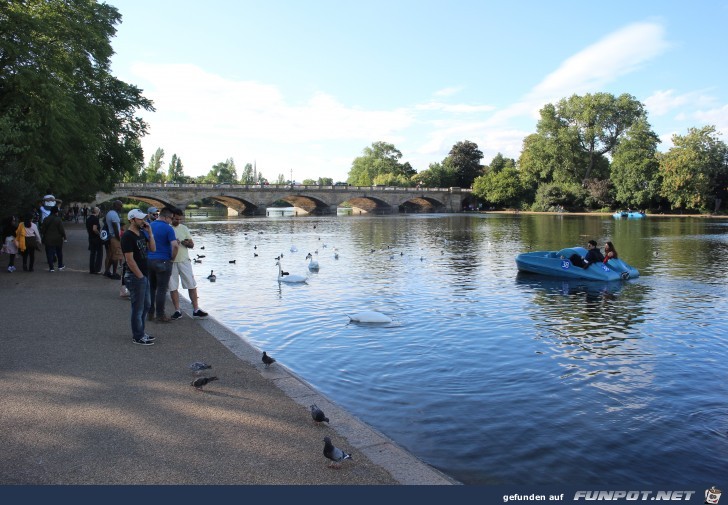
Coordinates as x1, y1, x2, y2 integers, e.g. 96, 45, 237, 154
347, 311, 392, 323
306, 252, 320, 271
276, 261, 307, 283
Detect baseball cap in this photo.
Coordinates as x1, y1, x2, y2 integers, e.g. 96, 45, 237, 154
128, 209, 146, 220
147, 206, 158, 214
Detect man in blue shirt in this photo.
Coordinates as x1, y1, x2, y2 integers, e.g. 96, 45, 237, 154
147, 207, 179, 323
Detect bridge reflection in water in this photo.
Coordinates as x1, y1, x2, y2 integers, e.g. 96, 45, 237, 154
94, 183, 475, 216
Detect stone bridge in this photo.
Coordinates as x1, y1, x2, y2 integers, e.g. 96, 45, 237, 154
93, 183, 476, 216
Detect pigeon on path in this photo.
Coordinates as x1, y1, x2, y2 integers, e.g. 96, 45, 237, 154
310, 404, 329, 424
323, 436, 352, 467
189, 361, 212, 371
191, 376, 218, 390
262, 351, 276, 368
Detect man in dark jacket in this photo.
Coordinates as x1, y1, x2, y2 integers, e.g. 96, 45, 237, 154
583, 240, 605, 268
40, 206, 66, 272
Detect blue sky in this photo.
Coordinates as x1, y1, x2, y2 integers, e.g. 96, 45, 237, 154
108, 0, 728, 183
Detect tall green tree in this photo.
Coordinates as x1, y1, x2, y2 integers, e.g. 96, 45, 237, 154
207, 158, 237, 184
549, 93, 644, 183
0, 0, 154, 216
659, 125, 728, 212
167, 154, 185, 183
143, 148, 165, 182
610, 117, 661, 209
444, 140, 483, 188
240, 162, 255, 184
412, 161, 457, 188
472, 166, 524, 209
347, 141, 407, 186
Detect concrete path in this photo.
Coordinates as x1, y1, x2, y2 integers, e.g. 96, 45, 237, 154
0, 222, 457, 485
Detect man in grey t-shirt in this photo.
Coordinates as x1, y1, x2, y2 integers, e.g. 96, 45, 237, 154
103, 200, 123, 279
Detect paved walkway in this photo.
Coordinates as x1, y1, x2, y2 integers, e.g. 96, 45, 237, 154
0, 222, 457, 485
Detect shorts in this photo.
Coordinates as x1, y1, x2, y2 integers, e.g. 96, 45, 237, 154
169, 260, 197, 291
108, 238, 123, 261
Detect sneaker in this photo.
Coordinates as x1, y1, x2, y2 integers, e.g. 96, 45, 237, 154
58, 265, 65, 271
192, 309, 208, 318
49, 269, 55, 272
171, 311, 183, 320
155, 315, 172, 323
132, 335, 155, 345
143, 333, 155, 341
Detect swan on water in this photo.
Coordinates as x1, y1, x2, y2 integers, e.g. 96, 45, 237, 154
276, 261, 307, 283
306, 252, 320, 271
347, 311, 392, 323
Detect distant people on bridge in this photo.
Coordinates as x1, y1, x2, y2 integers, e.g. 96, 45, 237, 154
86, 206, 104, 274
148, 207, 179, 323
168, 207, 208, 320
103, 200, 123, 280
40, 206, 66, 272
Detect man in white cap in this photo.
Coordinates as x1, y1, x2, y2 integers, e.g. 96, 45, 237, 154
121, 209, 156, 345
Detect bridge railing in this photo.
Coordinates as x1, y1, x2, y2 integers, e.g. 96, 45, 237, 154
114, 182, 471, 193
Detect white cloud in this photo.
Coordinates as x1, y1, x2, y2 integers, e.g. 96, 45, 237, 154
644, 89, 717, 116
433, 86, 464, 97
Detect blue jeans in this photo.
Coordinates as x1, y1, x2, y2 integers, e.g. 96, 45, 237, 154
148, 259, 173, 317
45, 244, 63, 270
126, 274, 151, 340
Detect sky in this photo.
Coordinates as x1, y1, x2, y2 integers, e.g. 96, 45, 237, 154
107, 0, 728, 183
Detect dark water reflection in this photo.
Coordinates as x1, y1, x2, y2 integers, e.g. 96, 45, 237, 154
188, 213, 728, 485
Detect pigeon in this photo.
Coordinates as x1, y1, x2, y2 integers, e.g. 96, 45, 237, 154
191, 376, 218, 390
189, 361, 212, 372
262, 351, 276, 368
323, 436, 352, 467
310, 404, 329, 424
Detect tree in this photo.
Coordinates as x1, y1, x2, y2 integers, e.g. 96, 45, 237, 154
659, 126, 728, 212
0, 0, 154, 216
444, 140, 483, 188
142, 148, 165, 183
412, 161, 458, 188
472, 166, 524, 209
347, 141, 407, 186
549, 93, 644, 183
207, 158, 237, 184
610, 117, 661, 209
240, 162, 256, 184
167, 154, 185, 183
486, 153, 516, 174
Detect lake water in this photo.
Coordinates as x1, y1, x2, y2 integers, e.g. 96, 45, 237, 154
184, 213, 728, 485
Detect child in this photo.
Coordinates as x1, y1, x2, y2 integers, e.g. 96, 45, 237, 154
2, 219, 19, 272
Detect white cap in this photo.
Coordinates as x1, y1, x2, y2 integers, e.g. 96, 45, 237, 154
128, 209, 146, 220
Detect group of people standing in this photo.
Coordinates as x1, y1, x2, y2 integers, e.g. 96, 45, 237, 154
2, 194, 67, 273
117, 204, 209, 346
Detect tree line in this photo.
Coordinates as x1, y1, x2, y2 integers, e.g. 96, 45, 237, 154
2, 1, 726, 219
346, 93, 728, 214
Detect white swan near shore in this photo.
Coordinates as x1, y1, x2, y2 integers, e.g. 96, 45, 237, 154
347, 311, 392, 323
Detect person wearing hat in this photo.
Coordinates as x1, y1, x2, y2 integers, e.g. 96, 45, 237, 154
121, 209, 156, 345
145, 207, 159, 225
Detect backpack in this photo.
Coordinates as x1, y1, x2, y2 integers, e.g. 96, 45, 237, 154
99, 218, 110, 243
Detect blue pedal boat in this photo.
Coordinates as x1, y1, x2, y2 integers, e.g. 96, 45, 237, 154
515, 247, 640, 281
613, 210, 646, 219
